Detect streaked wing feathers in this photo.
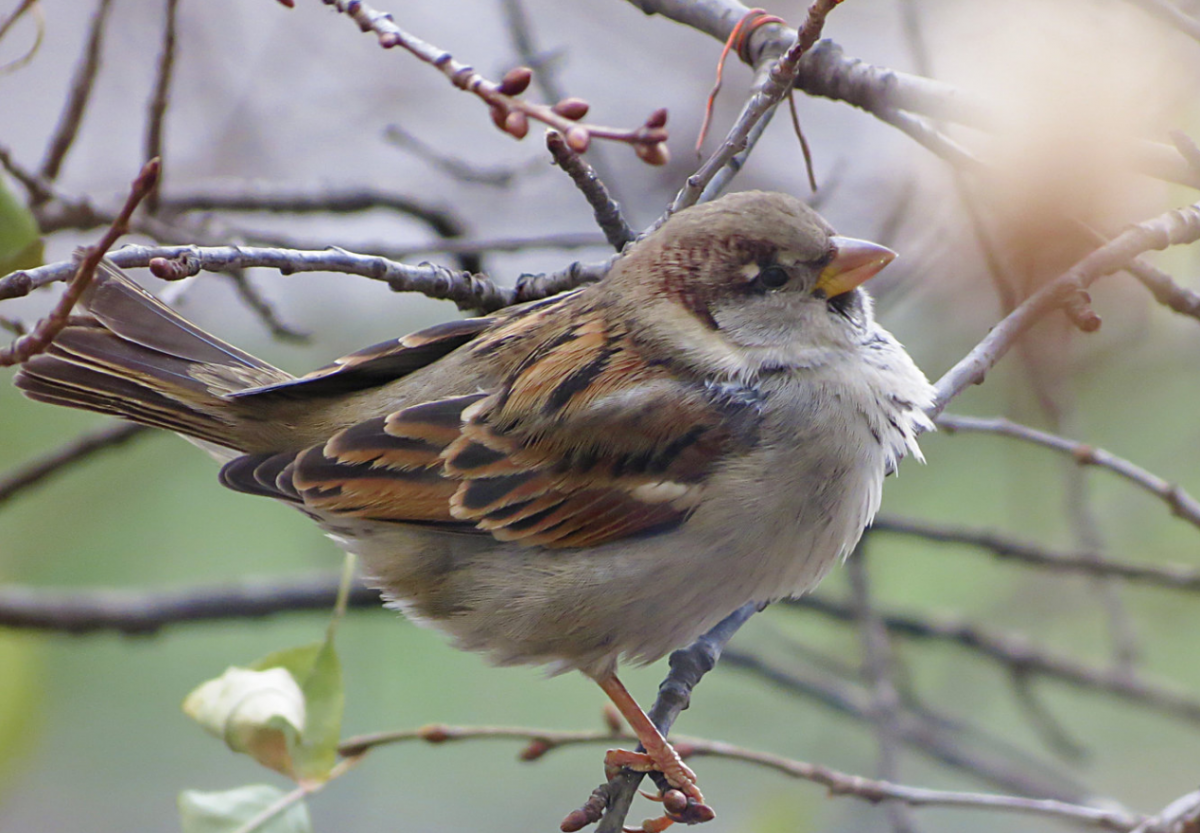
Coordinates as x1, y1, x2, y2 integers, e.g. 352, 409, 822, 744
228, 317, 494, 401
221, 308, 762, 549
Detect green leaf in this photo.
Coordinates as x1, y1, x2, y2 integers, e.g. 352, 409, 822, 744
250, 640, 344, 783
0, 177, 42, 274
178, 785, 311, 833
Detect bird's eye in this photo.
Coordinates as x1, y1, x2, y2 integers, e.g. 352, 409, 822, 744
756, 264, 789, 290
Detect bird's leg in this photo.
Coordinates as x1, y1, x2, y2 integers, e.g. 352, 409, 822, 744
595, 673, 712, 826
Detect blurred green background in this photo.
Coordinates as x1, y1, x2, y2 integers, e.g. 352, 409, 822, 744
3, 1, 1200, 831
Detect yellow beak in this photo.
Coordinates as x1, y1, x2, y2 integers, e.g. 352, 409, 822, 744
814, 236, 897, 298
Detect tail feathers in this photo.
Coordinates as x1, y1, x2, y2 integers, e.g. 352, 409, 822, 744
14, 262, 293, 451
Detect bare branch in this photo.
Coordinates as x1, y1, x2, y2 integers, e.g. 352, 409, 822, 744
1, 243, 518, 312
304, 0, 668, 160
670, 1, 846, 212
340, 722, 1142, 832
142, 0, 180, 213
627, 1, 1200, 190
848, 545, 921, 833
160, 184, 485, 271
1129, 788, 1200, 833
936, 414, 1200, 531
242, 228, 608, 261
0, 423, 148, 508
0, 143, 54, 205
721, 648, 1090, 801
1, 158, 160, 366
383, 125, 541, 188
223, 269, 309, 343
930, 201, 1200, 416
788, 594, 1200, 725
0, 575, 380, 635
1124, 256, 1200, 321
159, 187, 468, 236
545, 131, 634, 251
0, 0, 38, 45
38, 0, 115, 183
871, 516, 1200, 592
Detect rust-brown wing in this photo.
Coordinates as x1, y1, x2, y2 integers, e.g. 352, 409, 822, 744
221, 310, 763, 548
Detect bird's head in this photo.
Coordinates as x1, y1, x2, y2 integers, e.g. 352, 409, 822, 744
605, 191, 897, 379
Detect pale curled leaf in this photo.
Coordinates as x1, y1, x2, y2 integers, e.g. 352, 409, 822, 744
250, 640, 344, 782
183, 666, 306, 777
178, 785, 312, 833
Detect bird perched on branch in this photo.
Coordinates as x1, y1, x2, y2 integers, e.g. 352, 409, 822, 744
14, 190, 933, 828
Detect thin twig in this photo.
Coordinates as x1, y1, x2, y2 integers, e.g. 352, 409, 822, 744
721, 648, 1089, 801
142, 0, 180, 214
337, 722, 1142, 831
497, 0, 625, 200
498, 0, 566, 104
1, 244, 522, 313
0, 576, 380, 635
224, 269, 309, 343
0, 143, 55, 204
308, 0, 668, 159
0, 423, 149, 507
159, 185, 482, 272
383, 125, 541, 188
1, 158, 160, 366
871, 516, 1200, 591
627, 1, 1200, 189
38, 0, 115, 183
228, 753, 364, 833
936, 414, 1200, 531
848, 545, 921, 833
695, 61, 782, 206
787, 594, 1200, 724
0, 0, 38, 44
1075, 219, 1200, 323
545, 131, 633, 251
1125, 256, 1200, 321
930, 201, 1200, 417
670, 0, 845, 213
239, 228, 608, 261
1129, 788, 1200, 833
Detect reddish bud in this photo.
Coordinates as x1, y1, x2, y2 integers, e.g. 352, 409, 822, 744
505, 110, 530, 139
560, 810, 589, 832
552, 97, 590, 120
417, 724, 451, 743
148, 257, 193, 281
378, 32, 400, 48
645, 107, 668, 129
519, 738, 551, 761
499, 66, 533, 96
634, 141, 670, 166
490, 104, 509, 131
565, 126, 590, 153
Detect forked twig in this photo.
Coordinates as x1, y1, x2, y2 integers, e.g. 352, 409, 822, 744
0, 158, 160, 366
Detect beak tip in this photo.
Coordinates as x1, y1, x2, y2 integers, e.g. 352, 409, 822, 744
818, 236, 898, 297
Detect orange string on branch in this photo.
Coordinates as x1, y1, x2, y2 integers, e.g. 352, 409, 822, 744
695, 8, 785, 156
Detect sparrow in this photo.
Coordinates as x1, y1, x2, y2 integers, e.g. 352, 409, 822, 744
14, 190, 934, 826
